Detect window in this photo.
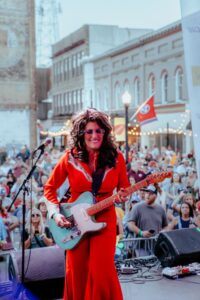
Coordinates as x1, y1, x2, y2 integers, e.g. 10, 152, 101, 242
53, 64, 56, 84
103, 87, 108, 110
80, 51, 84, 75
161, 71, 168, 103
77, 90, 81, 110
96, 89, 101, 109
77, 52, 82, 76
64, 59, 68, 80
64, 93, 67, 112
148, 74, 155, 96
80, 89, 84, 109
58, 94, 62, 114
60, 61, 63, 81
175, 67, 183, 101
60, 94, 64, 114
68, 57, 71, 78
72, 55, 76, 77
123, 80, 130, 93
114, 82, 121, 109
54, 63, 58, 84
53, 95, 57, 115
134, 77, 140, 106
68, 92, 72, 113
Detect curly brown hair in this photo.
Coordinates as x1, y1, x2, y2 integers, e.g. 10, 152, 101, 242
69, 109, 118, 168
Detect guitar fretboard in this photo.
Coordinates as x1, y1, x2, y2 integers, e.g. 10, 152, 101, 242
86, 172, 172, 216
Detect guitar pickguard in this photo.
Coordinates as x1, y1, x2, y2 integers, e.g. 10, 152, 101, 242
49, 192, 106, 250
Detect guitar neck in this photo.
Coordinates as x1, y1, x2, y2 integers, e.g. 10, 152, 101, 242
86, 178, 150, 216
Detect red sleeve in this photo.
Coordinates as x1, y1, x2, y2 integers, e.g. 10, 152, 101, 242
117, 151, 130, 190
44, 150, 69, 204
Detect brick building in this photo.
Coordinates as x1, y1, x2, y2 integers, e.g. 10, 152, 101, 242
0, 0, 36, 150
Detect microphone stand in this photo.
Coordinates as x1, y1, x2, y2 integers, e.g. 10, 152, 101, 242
8, 147, 45, 298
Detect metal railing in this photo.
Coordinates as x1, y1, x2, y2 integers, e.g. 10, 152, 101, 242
116, 236, 158, 260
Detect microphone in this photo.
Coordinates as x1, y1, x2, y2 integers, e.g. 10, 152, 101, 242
32, 138, 52, 155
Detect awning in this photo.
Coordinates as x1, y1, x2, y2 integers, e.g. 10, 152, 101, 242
140, 112, 190, 133
186, 120, 192, 130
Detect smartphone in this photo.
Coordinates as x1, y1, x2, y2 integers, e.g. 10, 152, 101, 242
149, 229, 155, 234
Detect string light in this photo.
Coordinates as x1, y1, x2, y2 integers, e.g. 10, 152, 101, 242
139, 110, 192, 136
40, 119, 71, 137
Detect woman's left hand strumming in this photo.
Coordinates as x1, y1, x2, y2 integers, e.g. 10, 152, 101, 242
116, 188, 129, 203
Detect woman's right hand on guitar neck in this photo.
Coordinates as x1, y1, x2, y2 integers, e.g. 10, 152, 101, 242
53, 213, 71, 228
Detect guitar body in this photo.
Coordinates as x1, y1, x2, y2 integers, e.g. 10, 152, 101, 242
48, 171, 172, 250
49, 192, 107, 250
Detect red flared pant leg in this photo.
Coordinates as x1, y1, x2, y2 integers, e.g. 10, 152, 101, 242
84, 208, 123, 300
63, 206, 123, 300
63, 237, 90, 300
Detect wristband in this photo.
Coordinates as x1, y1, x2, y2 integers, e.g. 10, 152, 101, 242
138, 229, 143, 237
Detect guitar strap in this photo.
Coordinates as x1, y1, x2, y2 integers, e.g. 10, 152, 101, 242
60, 186, 71, 203
92, 168, 105, 196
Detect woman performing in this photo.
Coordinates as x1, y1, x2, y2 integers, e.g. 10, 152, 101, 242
44, 109, 130, 300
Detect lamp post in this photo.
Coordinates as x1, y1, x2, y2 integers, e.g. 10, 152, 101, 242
122, 91, 131, 163
166, 122, 169, 147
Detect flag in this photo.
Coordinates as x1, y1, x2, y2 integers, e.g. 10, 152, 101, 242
136, 95, 157, 125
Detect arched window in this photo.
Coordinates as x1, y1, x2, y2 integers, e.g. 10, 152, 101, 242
161, 71, 168, 103
148, 74, 155, 96
68, 92, 72, 113
96, 89, 101, 109
175, 67, 183, 101
114, 82, 121, 109
103, 87, 108, 110
134, 77, 140, 106
123, 80, 130, 93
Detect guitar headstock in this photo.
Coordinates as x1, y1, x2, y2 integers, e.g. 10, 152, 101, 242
146, 171, 173, 185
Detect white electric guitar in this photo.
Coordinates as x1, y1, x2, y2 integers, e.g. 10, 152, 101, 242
49, 171, 172, 250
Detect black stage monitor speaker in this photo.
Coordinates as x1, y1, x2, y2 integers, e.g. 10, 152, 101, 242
154, 228, 200, 267
9, 246, 65, 300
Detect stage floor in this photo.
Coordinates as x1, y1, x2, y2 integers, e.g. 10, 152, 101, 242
1, 251, 200, 300
120, 274, 200, 300
119, 255, 200, 300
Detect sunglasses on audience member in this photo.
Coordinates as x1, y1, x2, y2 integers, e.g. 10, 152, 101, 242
31, 214, 40, 217
83, 129, 105, 135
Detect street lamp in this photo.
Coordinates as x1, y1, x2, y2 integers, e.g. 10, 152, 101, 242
122, 91, 131, 163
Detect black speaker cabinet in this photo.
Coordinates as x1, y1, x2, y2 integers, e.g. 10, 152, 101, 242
154, 228, 200, 267
9, 246, 65, 300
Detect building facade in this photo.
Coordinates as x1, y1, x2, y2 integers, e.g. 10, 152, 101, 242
90, 21, 192, 153
49, 25, 152, 132
0, 0, 36, 149
49, 21, 193, 154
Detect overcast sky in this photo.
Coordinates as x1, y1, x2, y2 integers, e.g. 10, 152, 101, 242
59, 0, 181, 39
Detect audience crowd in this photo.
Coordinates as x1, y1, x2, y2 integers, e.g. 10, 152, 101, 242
0, 142, 200, 259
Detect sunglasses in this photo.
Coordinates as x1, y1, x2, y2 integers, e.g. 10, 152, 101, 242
83, 128, 105, 135
31, 214, 40, 217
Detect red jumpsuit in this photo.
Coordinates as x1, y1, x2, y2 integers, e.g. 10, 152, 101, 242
44, 149, 129, 300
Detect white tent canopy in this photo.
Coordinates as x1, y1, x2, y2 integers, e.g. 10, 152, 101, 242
140, 111, 190, 134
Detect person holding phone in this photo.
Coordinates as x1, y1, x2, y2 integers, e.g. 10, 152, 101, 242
127, 184, 172, 256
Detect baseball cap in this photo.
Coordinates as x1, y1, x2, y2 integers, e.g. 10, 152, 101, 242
148, 161, 157, 168
167, 164, 173, 168
141, 184, 157, 194
131, 195, 140, 203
